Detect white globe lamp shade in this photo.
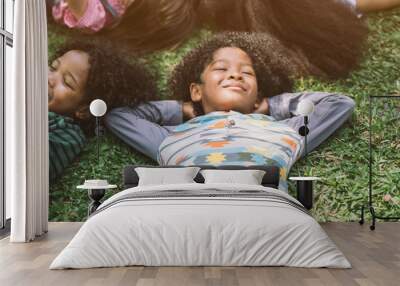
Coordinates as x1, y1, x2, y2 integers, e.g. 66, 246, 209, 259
297, 99, 315, 116
90, 99, 107, 117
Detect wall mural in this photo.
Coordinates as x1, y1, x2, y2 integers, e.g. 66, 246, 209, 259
47, 0, 400, 222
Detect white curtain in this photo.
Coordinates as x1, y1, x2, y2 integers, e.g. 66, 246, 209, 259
8, 0, 48, 242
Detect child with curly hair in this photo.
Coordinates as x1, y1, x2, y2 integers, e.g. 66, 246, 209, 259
106, 32, 355, 190
48, 41, 157, 181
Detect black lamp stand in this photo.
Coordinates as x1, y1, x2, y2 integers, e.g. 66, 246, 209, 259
359, 95, 400, 230
96, 116, 100, 165
299, 116, 310, 164
95, 116, 105, 164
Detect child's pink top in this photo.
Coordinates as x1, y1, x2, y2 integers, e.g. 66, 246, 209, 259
52, 0, 127, 33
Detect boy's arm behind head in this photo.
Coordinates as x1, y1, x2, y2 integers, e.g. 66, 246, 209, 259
253, 98, 270, 115
105, 101, 183, 161
268, 92, 355, 156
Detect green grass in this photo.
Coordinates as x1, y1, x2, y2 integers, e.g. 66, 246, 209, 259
49, 10, 400, 222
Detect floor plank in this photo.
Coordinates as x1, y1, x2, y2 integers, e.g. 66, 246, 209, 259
0, 222, 398, 286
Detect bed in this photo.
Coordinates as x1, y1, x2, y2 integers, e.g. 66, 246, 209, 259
50, 165, 350, 269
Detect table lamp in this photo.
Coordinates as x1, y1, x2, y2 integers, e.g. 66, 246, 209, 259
89, 99, 107, 165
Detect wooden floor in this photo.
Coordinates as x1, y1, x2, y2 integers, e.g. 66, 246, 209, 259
0, 222, 399, 286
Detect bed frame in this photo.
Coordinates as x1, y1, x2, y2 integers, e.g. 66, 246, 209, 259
122, 165, 313, 209
123, 165, 279, 189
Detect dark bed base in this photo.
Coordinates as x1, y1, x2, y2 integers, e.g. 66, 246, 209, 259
122, 165, 313, 209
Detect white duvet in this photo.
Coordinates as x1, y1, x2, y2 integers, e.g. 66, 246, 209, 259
50, 183, 350, 269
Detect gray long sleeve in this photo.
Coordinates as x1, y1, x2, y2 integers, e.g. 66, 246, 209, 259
105, 101, 183, 161
268, 92, 355, 156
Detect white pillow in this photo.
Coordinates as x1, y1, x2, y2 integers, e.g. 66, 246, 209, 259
200, 169, 266, 185
135, 167, 200, 186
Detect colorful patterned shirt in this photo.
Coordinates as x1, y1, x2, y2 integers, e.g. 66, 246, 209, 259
158, 111, 303, 191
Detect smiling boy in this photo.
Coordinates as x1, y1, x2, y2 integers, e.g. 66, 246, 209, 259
189, 47, 259, 115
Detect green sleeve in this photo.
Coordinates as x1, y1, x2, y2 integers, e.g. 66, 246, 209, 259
49, 112, 86, 182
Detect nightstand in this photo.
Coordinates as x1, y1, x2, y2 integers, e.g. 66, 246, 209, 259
77, 180, 117, 216
289, 177, 321, 210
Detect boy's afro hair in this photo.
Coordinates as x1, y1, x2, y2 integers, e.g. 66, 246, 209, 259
51, 40, 158, 135
169, 32, 318, 114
